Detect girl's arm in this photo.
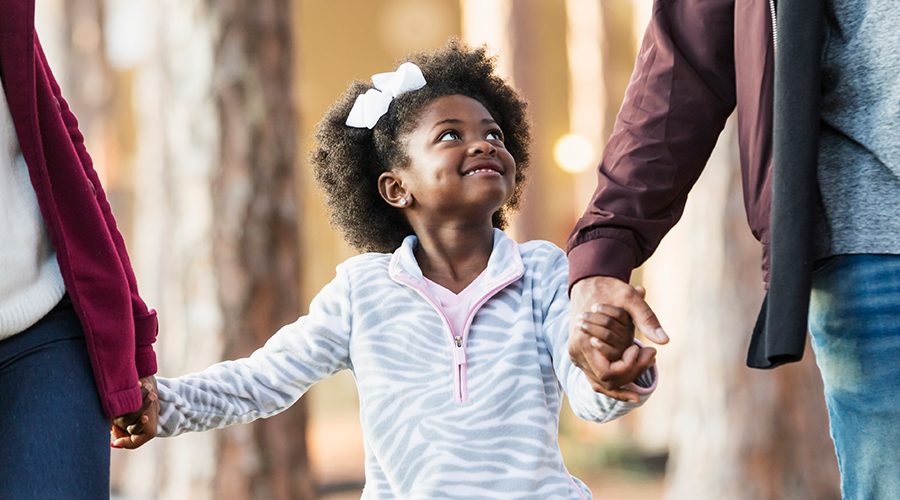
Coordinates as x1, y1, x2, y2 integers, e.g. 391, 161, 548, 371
542, 248, 657, 424
156, 266, 353, 437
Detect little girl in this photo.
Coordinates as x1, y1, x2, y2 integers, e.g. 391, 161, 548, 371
119, 40, 657, 499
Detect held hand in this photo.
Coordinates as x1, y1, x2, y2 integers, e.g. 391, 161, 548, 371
576, 304, 638, 361
572, 276, 669, 346
569, 276, 666, 401
111, 376, 159, 449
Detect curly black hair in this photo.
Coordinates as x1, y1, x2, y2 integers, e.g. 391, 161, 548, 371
311, 38, 532, 253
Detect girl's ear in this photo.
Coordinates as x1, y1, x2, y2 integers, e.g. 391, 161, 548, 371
378, 171, 411, 208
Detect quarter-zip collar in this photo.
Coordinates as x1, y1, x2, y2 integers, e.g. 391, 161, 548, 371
389, 228, 524, 288
389, 229, 524, 402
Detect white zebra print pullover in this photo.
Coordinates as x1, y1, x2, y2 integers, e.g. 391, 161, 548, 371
156, 229, 657, 499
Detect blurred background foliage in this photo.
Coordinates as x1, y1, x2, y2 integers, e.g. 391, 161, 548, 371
35, 0, 840, 498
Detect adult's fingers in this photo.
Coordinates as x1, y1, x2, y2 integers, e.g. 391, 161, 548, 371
126, 414, 150, 435
573, 277, 669, 345
620, 290, 668, 344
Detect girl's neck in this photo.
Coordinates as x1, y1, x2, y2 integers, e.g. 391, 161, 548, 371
413, 224, 494, 294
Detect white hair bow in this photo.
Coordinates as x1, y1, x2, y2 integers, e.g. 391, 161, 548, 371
345, 62, 427, 129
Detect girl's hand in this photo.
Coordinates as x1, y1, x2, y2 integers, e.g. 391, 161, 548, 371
577, 304, 635, 361
569, 293, 658, 403
111, 377, 159, 449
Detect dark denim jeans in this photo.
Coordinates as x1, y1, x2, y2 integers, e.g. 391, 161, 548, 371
0, 298, 110, 499
809, 254, 900, 500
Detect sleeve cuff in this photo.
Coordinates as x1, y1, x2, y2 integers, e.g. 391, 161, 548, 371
135, 345, 158, 378
623, 339, 658, 396
567, 237, 637, 294
133, 310, 159, 377
623, 364, 658, 396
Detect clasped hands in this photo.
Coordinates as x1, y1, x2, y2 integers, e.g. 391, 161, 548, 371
110, 376, 159, 449
569, 276, 668, 403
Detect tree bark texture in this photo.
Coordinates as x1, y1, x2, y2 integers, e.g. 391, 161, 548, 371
504, 0, 572, 246
211, 0, 312, 499
54, 0, 134, 232
100, 0, 310, 498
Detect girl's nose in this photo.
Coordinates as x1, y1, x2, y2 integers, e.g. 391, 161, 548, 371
469, 139, 496, 156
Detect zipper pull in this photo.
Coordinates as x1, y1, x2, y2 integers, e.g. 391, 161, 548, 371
452, 335, 467, 367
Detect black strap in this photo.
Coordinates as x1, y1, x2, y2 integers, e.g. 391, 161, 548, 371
747, 0, 824, 369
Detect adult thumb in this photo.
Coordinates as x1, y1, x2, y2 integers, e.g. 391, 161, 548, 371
631, 286, 669, 344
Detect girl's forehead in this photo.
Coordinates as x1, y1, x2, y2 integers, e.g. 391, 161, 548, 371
414, 94, 495, 126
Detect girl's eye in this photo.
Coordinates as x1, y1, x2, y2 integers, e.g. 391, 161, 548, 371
439, 131, 460, 141
487, 130, 503, 141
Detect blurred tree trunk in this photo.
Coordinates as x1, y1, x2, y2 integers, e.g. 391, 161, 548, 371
641, 120, 841, 499
101, 0, 312, 498
211, 0, 312, 498
48, 0, 132, 230
504, 0, 572, 246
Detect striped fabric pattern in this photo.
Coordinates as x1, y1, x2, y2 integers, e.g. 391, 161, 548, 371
156, 230, 656, 499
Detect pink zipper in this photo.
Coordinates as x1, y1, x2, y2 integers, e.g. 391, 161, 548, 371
452, 335, 467, 402
452, 268, 520, 402
395, 271, 517, 404
393, 277, 470, 403
390, 237, 524, 404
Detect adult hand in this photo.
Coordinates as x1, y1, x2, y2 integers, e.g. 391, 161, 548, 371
573, 276, 669, 345
568, 276, 668, 401
111, 376, 159, 449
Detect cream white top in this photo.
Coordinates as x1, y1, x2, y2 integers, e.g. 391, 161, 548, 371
0, 79, 66, 340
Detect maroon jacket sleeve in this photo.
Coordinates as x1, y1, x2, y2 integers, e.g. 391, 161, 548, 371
567, 0, 738, 290
36, 43, 158, 377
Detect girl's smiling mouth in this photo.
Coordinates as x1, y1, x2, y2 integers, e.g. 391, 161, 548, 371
462, 161, 504, 176
464, 168, 500, 176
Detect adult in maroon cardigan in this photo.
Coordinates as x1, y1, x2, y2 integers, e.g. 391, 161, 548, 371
1, 2, 158, 496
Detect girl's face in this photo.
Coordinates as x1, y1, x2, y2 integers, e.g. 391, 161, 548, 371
382, 94, 516, 227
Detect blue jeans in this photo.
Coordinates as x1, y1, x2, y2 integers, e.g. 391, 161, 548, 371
809, 254, 900, 500
0, 298, 110, 499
